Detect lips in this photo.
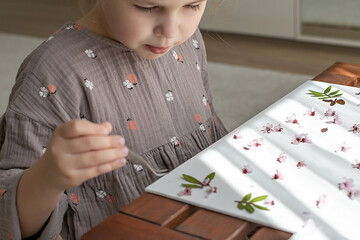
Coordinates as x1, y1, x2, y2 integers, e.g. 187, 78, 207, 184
146, 45, 169, 54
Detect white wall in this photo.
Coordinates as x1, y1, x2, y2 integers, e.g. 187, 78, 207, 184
200, 0, 296, 39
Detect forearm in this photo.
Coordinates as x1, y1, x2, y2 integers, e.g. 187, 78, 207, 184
16, 157, 63, 238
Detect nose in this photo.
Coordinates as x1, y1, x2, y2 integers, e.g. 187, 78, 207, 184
154, 14, 179, 39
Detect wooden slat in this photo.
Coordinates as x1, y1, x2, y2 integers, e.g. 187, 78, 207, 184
80, 212, 201, 240
176, 209, 256, 240
313, 62, 360, 87
249, 227, 292, 240
120, 193, 195, 228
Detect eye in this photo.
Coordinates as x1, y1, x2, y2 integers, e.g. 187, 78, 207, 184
186, 4, 201, 10
135, 5, 157, 13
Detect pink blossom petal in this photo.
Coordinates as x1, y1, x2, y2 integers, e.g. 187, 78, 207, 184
233, 130, 242, 139
316, 194, 327, 208
297, 161, 306, 169
338, 177, 354, 191
276, 153, 287, 163
242, 164, 253, 174
272, 170, 284, 180
177, 187, 192, 197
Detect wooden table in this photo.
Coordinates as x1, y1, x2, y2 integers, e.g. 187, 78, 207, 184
81, 62, 360, 240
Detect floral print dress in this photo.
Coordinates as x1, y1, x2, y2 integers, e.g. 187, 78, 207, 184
0, 22, 227, 239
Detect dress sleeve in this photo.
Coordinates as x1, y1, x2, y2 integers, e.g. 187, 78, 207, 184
0, 109, 68, 240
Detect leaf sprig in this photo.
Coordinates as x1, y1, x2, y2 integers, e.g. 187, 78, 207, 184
235, 193, 269, 213
182, 172, 215, 189
307, 86, 345, 106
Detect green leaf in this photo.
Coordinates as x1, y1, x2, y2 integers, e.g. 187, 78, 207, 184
310, 92, 325, 97
237, 202, 245, 210
253, 204, 270, 211
241, 193, 252, 202
205, 172, 216, 181
329, 90, 340, 95
250, 195, 268, 203
324, 86, 332, 94
182, 174, 202, 184
245, 204, 254, 213
181, 184, 202, 188
332, 94, 343, 98
308, 90, 321, 94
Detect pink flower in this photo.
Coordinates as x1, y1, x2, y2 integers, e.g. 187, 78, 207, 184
349, 124, 360, 134
261, 123, 273, 134
324, 108, 336, 117
177, 187, 192, 197
233, 130, 242, 139
297, 161, 306, 169
243, 138, 263, 150
338, 177, 354, 191
286, 113, 299, 124
305, 107, 315, 116
250, 138, 263, 148
276, 153, 287, 163
335, 142, 351, 153
348, 189, 360, 200
205, 187, 217, 198
330, 115, 342, 125
242, 164, 253, 174
291, 133, 312, 145
264, 199, 275, 206
316, 194, 327, 208
352, 160, 360, 169
202, 177, 211, 186
273, 124, 283, 132
272, 170, 284, 180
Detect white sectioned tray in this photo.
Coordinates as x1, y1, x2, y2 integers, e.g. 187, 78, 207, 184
146, 80, 360, 239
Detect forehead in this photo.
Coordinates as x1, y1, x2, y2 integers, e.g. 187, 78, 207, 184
131, 0, 205, 5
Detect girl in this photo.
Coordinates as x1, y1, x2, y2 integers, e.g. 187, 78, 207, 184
0, 0, 227, 239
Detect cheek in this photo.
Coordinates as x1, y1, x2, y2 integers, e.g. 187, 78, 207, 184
181, 13, 203, 39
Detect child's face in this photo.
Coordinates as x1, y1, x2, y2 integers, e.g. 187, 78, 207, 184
96, 0, 207, 59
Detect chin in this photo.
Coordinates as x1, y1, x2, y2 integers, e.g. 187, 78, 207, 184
135, 50, 168, 60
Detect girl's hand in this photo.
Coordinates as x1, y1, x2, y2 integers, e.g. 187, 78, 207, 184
40, 119, 128, 192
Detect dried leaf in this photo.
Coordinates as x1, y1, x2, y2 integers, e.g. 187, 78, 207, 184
336, 99, 345, 105
182, 174, 202, 184
249, 195, 268, 203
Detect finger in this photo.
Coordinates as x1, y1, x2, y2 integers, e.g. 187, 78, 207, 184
56, 119, 112, 139
81, 158, 127, 180
67, 135, 125, 154
73, 147, 128, 169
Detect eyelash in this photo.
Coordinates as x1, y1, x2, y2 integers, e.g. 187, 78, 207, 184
135, 4, 200, 13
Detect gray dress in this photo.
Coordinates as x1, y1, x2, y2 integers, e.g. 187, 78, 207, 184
0, 22, 227, 239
